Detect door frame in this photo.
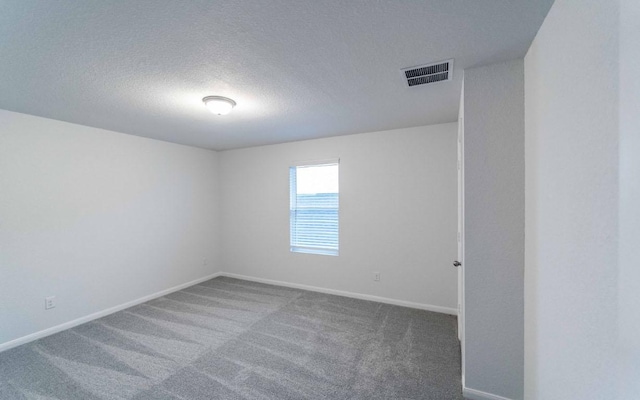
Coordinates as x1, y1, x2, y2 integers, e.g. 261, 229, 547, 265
457, 91, 466, 386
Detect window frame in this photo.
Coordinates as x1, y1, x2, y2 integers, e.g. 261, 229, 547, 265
289, 159, 340, 256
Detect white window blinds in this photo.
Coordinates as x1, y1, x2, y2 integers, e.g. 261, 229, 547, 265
289, 161, 339, 256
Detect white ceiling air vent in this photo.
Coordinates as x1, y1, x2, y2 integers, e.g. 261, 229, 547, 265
401, 59, 454, 88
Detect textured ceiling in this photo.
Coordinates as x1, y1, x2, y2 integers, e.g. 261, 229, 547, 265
0, 1, 553, 150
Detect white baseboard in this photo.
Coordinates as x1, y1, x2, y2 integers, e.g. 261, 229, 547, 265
220, 272, 457, 315
1, 270, 456, 353
463, 387, 514, 400
0, 272, 223, 353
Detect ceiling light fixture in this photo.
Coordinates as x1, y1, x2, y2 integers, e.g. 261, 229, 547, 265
202, 96, 236, 115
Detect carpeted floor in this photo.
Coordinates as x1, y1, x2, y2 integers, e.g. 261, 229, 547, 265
0, 277, 463, 400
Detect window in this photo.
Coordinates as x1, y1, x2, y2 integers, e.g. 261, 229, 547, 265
289, 161, 339, 256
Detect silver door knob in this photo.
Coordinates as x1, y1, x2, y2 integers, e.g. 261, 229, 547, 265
453, 261, 461, 267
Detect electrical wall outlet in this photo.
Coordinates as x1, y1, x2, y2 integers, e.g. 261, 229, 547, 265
373, 272, 380, 282
202, 258, 208, 266
45, 296, 56, 310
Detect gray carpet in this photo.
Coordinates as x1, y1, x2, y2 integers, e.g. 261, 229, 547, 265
0, 277, 463, 400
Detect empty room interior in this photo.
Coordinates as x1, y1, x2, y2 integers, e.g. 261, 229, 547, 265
1, 1, 638, 399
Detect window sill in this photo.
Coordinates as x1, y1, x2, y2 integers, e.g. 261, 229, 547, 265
290, 246, 339, 256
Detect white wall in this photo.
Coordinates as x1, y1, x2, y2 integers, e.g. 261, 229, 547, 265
618, 1, 640, 397
524, 0, 620, 398
462, 59, 525, 400
219, 124, 458, 311
0, 110, 221, 347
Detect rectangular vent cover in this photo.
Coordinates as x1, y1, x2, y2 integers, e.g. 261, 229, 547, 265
401, 59, 453, 87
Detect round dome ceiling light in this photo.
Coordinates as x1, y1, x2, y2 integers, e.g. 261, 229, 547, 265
202, 96, 236, 115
